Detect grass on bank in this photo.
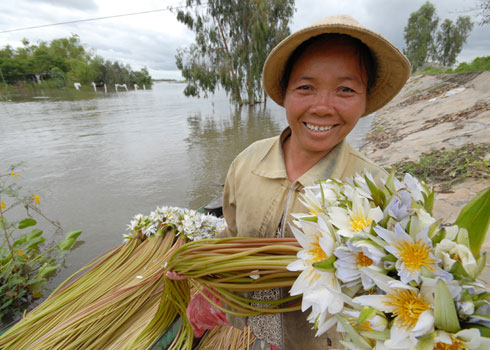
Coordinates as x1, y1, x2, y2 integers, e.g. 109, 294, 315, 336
391, 143, 490, 191
416, 56, 490, 75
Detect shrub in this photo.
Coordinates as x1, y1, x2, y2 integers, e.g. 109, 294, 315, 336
0, 166, 82, 322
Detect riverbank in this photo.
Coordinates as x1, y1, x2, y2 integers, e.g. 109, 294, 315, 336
360, 70, 490, 264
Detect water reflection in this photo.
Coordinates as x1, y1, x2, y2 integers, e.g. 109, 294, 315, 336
185, 106, 286, 208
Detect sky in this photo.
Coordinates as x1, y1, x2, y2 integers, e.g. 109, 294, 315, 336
0, 0, 488, 80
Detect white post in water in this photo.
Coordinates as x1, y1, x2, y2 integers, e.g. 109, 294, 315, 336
115, 83, 129, 93
74, 82, 81, 90
134, 84, 139, 91
91, 82, 96, 92
143, 84, 146, 90
104, 84, 107, 93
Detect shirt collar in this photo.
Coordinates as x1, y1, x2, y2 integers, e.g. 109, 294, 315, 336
253, 127, 350, 186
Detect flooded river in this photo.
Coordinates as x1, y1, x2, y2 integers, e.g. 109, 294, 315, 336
0, 82, 373, 284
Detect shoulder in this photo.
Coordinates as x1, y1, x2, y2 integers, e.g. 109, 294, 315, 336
342, 143, 388, 181
232, 136, 278, 167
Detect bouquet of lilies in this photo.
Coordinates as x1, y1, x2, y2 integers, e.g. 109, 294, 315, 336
287, 171, 490, 350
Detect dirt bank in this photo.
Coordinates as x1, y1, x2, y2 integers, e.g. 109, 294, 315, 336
360, 71, 490, 270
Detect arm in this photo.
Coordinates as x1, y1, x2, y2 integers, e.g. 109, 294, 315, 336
218, 159, 238, 238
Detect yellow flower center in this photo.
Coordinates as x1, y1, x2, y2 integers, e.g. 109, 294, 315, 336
434, 336, 467, 350
308, 242, 328, 263
350, 214, 372, 232
385, 289, 431, 330
356, 252, 374, 267
393, 239, 436, 272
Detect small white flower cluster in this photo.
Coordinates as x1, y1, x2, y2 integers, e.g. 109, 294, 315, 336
288, 172, 490, 350
124, 206, 226, 242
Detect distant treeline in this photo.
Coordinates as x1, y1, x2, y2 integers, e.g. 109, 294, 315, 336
417, 56, 490, 75
0, 35, 152, 88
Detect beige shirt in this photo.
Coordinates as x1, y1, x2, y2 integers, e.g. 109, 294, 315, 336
220, 128, 387, 350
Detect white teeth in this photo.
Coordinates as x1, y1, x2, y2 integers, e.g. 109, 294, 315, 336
305, 123, 333, 132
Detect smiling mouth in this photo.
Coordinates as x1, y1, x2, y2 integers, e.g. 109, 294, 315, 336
304, 122, 336, 132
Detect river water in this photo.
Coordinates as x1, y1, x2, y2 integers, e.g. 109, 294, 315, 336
0, 82, 373, 285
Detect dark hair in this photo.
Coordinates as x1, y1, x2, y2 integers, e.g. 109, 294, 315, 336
280, 33, 377, 95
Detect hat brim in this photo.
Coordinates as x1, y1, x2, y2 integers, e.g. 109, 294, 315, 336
263, 19, 411, 116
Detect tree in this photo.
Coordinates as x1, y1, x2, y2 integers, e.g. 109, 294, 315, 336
175, 0, 295, 106
403, 1, 439, 72
434, 16, 473, 67
478, 0, 490, 24
404, 2, 474, 71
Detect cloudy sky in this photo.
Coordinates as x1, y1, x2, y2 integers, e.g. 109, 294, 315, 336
0, 0, 488, 79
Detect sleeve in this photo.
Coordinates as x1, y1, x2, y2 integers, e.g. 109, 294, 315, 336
215, 159, 248, 329
219, 159, 238, 238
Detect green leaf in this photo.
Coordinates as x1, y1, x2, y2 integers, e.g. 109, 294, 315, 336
359, 330, 390, 341
476, 252, 487, 278
26, 236, 45, 250
384, 168, 397, 194
18, 218, 37, 229
37, 264, 59, 279
300, 216, 318, 223
456, 228, 471, 249
65, 230, 82, 240
450, 260, 470, 279
414, 332, 436, 350
365, 174, 385, 208
56, 230, 82, 251
422, 184, 435, 214
312, 254, 337, 272
335, 314, 371, 350
455, 187, 490, 258
434, 279, 460, 333
357, 306, 377, 325
26, 228, 43, 240
28, 278, 46, 299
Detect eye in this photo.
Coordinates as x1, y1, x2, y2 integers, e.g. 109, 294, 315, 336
297, 85, 311, 91
339, 86, 355, 93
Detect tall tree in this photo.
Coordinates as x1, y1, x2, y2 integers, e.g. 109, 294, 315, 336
403, 1, 439, 72
478, 0, 490, 24
434, 16, 473, 67
175, 0, 295, 106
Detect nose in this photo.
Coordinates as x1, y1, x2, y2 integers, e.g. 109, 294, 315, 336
310, 90, 335, 116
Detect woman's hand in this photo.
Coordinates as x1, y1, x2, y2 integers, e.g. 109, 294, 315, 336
186, 289, 231, 338
165, 271, 187, 280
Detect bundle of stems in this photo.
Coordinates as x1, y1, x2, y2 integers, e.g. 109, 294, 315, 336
1, 231, 303, 350
0, 231, 177, 349
197, 325, 255, 350
162, 236, 302, 349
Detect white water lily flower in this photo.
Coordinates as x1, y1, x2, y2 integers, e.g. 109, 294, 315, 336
385, 190, 412, 221
434, 238, 478, 277
419, 276, 462, 304
409, 208, 437, 236
345, 172, 375, 200
287, 216, 343, 315
298, 180, 341, 217
374, 223, 450, 284
458, 300, 475, 316
329, 191, 384, 238
402, 173, 425, 203
341, 308, 388, 332
434, 328, 490, 350
334, 240, 386, 289
354, 285, 434, 346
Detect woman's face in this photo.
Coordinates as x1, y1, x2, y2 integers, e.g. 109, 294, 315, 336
283, 40, 368, 157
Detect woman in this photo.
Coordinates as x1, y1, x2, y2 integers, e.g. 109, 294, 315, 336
183, 14, 410, 349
